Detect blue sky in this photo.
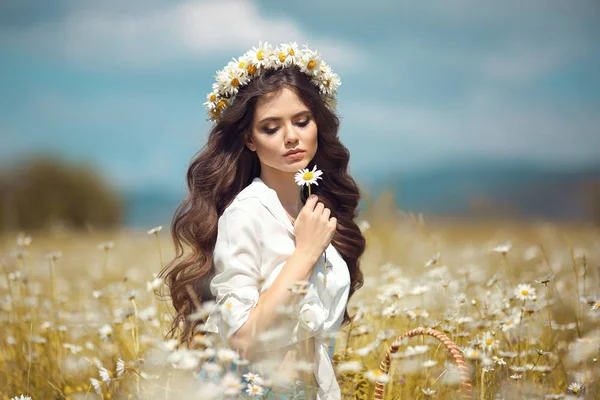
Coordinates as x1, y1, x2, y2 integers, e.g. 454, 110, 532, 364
1, 0, 599, 193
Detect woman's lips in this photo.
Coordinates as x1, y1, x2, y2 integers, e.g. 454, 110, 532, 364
284, 151, 305, 159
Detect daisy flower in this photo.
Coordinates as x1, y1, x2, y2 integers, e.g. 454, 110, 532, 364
243, 372, 263, 385
492, 241, 512, 254
364, 369, 390, 384
246, 41, 274, 69
294, 165, 323, 196
89, 378, 102, 394
424, 252, 441, 268
98, 366, 111, 385
147, 225, 162, 235
216, 63, 250, 97
11, 396, 32, 400
17, 232, 32, 246
274, 42, 299, 69
314, 62, 341, 96
337, 361, 363, 374
514, 283, 536, 301
245, 383, 265, 397
480, 331, 498, 352
98, 324, 113, 341
567, 382, 584, 395
298, 46, 322, 77
116, 358, 125, 377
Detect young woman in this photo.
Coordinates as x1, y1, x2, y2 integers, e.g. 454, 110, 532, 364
161, 42, 366, 399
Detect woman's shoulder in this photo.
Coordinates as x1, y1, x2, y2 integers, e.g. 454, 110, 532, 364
220, 184, 266, 223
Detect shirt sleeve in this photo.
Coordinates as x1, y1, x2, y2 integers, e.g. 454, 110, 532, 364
209, 201, 262, 342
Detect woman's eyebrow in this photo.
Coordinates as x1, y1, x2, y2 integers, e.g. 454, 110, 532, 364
257, 110, 311, 124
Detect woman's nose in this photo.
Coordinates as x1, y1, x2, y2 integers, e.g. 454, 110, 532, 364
284, 122, 300, 142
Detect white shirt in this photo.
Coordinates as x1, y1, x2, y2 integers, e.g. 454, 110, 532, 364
204, 177, 350, 399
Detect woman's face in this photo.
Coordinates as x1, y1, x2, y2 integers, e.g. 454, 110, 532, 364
246, 87, 318, 175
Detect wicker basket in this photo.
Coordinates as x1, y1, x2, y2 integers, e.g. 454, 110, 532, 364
373, 327, 473, 400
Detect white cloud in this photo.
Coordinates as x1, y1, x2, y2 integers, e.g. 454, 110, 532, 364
340, 97, 600, 169
2, 0, 365, 70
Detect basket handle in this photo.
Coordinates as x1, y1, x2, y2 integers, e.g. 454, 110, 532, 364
373, 327, 473, 400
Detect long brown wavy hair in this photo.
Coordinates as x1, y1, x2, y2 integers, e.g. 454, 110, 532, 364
159, 66, 365, 345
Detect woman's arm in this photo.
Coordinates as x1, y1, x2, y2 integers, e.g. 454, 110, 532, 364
228, 249, 319, 359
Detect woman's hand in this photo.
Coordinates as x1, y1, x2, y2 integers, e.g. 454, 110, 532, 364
294, 195, 337, 264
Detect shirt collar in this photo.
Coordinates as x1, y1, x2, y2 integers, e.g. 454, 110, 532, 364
238, 176, 296, 236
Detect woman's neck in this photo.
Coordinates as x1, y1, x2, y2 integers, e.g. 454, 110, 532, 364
259, 172, 303, 217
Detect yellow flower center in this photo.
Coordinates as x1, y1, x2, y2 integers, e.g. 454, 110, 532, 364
278, 52, 286, 62
238, 61, 246, 68
506, 320, 512, 326
289, 48, 295, 56
486, 338, 493, 346
521, 289, 529, 296
252, 387, 259, 393
247, 64, 257, 75
216, 100, 227, 110
307, 60, 316, 70
573, 388, 579, 394
225, 301, 233, 309
303, 172, 314, 180
257, 50, 264, 61
209, 94, 216, 102
210, 109, 221, 117
323, 79, 330, 87
231, 77, 240, 87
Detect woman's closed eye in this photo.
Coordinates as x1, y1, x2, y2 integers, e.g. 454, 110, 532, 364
263, 119, 310, 134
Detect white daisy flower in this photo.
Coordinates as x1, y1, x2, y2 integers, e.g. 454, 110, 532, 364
323, 95, 338, 111
337, 360, 363, 373
17, 232, 32, 247
493, 356, 506, 365
222, 372, 245, 396
98, 324, 113, 341
274, 42, 298, 69
480, 331, 498, 352
116, 358, 125, 377
364, 369, 390, 384
98, 366, 111, 385
232, 54, 252, 74
294, 165, 323, 187
422, 388, 436, 396
216, 63, 249, 97
424, 252, 441, 268
298, 46, 322, 77
89, 377, 102, 394
243, 372, 263, 385
314, 62, 341, 96
147, 225, 163, 235
246, 41, 274, 69
514, 283, 536, 301
567, 382, 584, 395
245, 383, 265, 397
492, 241, 512, 254
96, 241, 114, 251
146, 276, 163, 292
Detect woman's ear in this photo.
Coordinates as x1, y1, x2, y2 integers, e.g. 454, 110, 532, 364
245, 133, 256, 152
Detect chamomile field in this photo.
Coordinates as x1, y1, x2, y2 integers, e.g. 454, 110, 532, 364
0, 210, 598, 399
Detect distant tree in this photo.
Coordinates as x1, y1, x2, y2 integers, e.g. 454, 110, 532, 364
0, 155, 124, 232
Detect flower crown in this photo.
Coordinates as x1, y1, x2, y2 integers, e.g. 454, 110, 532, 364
203, 41, 341, 122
